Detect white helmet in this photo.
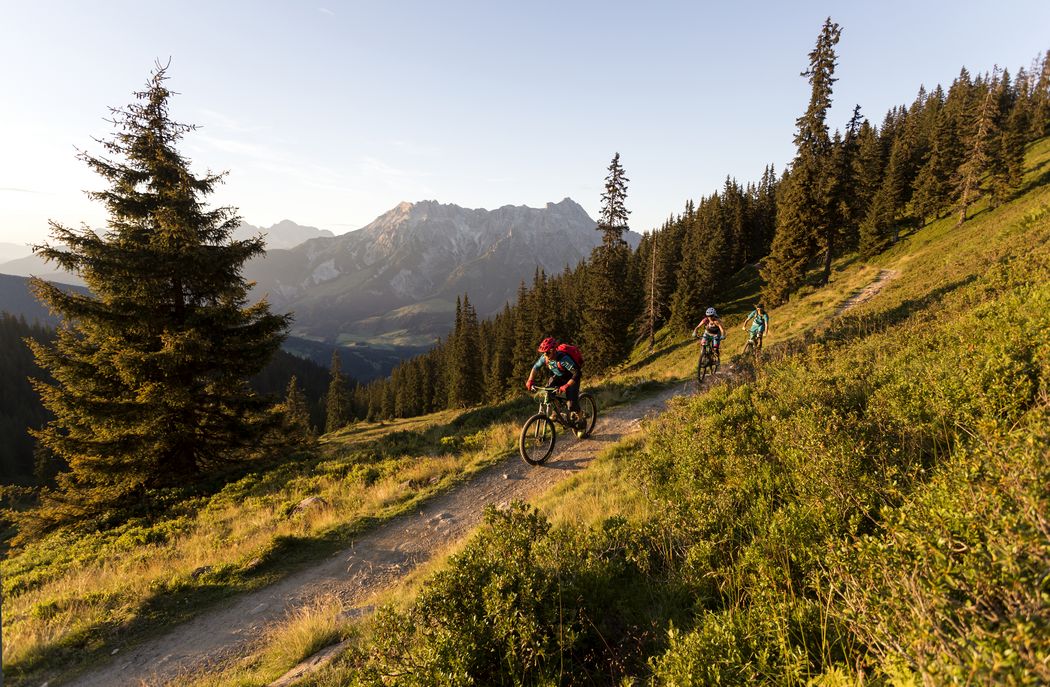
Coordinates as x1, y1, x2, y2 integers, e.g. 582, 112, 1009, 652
706, 307, 717, 317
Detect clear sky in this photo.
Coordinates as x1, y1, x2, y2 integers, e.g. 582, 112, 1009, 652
2, 1, 1048, 247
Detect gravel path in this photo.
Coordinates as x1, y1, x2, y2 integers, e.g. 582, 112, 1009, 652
65, 380, 696, 687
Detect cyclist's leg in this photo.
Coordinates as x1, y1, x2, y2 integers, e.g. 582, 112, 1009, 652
563, 376, 580, 415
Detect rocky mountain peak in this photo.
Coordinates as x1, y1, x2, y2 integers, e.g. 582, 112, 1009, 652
244, 197, 640, 347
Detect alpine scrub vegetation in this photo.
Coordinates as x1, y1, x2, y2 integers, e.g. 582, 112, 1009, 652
310, 139, 1050, 685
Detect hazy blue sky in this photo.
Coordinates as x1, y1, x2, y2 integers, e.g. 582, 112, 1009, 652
2, 1, 1048, 246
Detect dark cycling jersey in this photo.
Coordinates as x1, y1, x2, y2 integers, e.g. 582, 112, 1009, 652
697, 316, 722, 336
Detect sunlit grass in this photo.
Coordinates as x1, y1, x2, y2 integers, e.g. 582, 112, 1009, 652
0, 409, 523, 682
534, 436, 653, 528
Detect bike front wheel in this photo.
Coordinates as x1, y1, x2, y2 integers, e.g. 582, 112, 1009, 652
519, 414, 556, 465
578, 393, 598, 438
698, 351, 711, 383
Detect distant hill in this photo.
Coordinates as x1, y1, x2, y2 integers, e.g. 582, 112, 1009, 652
0, 273, 89, 326
233, 219, 335, 249
244, 198, 642, 346
282, 335, 430, 383
0, 254, 85, 286
0, 241, 33, 263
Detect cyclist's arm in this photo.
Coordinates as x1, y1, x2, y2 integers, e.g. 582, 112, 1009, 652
526, 356, 545, 388
559, 357, 581, 388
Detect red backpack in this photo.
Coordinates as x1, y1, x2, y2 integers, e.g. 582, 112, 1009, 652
556, 343, 584, 368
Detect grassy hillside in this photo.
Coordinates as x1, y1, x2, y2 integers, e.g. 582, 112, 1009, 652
0, 334, 665, 684
270, 138, 1049, 685
5, 138, 1048, 686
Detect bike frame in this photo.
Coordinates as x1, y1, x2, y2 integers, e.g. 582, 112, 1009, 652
698, 337, 717, 362
532, 386, 572, 427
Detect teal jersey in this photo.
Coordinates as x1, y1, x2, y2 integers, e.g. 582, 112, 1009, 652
745, 310, 769, 332
533, 352, 578, 378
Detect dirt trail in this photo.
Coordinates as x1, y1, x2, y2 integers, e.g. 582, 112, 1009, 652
66, 381, 697, 687
835, 269, 898, 315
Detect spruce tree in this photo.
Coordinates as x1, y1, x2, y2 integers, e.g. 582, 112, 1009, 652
26, 65, 289, 530
762, 18, 842, 304
486, 305, 515, 403
281, 376, 316, 447
834, 106, 865, 250
1031, 51, 1050, 137
446, 294, 483, 408
634, 232, 663, 351
670, 204, 726, 331
325, 350, 351, 433
583, 153, 635, 372
956, 72, 1002, 226
988, 71, 1027, 206
911, 107, 957, 224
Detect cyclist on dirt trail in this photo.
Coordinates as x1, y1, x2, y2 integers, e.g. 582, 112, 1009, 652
525, 337, 585, 430
692, 307, 726, 363
741, 302, 770, 352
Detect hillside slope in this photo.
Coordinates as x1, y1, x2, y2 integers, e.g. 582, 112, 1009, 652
292, 139, 1050, 685
5, 140, 1048, 687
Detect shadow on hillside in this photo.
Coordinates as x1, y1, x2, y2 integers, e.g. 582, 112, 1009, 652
621, 338, 693, 375
1012, 157, 1050, 200
448, 395, 534, 431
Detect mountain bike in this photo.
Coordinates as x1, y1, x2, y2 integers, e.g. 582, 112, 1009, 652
696, 337, 720, 384
740, 329, 763, 361
518, 386, 598, 465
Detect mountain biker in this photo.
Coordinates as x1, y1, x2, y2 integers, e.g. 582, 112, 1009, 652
525, 337, 585, 431
692, 307, 726, 363
741, 302, 770, 352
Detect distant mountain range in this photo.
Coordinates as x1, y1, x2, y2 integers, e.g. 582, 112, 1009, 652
244, 198, 640, 346
0, 220, 332, 284
233, 219, 334, 249
0, 198, 638, 366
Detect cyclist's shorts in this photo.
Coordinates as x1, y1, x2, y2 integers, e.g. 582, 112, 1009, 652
702, 333, 721, 347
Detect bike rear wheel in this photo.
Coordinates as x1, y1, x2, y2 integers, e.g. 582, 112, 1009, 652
519, 414, 556, 465
577, 393, 598, 438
